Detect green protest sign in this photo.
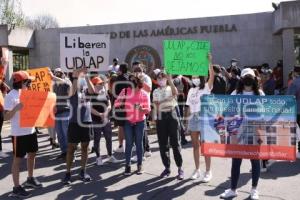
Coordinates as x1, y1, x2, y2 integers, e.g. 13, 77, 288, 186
163, 40, 211, 76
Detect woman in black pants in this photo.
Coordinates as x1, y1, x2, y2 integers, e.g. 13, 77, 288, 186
221, 68, 265, 200
153, 71, 184, 180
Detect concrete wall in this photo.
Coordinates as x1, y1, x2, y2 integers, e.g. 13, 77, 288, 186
0, 25, 8, 46
273, 1, 300, 33
30, 12, 282, 70
8, 27, 34, 48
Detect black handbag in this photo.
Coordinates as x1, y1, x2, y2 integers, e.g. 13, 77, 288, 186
114, 88, 127, 121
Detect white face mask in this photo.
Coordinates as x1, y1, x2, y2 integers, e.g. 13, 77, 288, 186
192, 78, 201, 86
158, 79, 167, 87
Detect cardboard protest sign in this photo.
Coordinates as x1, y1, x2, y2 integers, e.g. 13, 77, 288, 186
27, 67, 52, 92
60, 33, 110, 72
20, 90, 56, 128
200, 95, 297, 161
163, 40, 210, 76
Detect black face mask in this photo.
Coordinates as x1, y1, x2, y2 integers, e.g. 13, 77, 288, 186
243, 77, 255, 86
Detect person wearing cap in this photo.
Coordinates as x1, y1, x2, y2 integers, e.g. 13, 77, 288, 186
286, 65, 300, 159
90, 76, 121, 165
62, 67, 95, 185
4, 71, 42, 198
48, 67, 72, 159
108, 58, 120, 73
221, 68, 264, 200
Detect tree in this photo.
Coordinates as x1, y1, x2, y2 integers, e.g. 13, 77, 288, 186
25, 14, 59, 30
0, 0, 25, 27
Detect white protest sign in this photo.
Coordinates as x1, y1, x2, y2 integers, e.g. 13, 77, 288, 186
60, 33, 110, 72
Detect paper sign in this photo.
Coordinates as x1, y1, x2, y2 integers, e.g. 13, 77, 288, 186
200, 95, 297, 161
163, 40, 210, 76
20, 90, 56, 127
27, 67, 52, 92
60, 33, 110, 72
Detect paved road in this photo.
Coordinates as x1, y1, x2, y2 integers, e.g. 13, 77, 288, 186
0, 124, 299, 200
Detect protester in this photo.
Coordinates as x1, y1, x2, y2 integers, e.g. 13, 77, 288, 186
115, 74, 150, 175
132, 62, 152, 160
90, 76, 121, 165
222, 67, 240, 94
221, 68, 265, 200
211, 64, 226, 94
286, 65, 300, 159
186, 54, 214, 182
113, 63, 130, 153
63, 68, 95, 184
108, 58, 120, 73
153, 71, 184, 180
0, 79, 9, 158
50, 68, 72, 159
4, 71, 42, 198
262, 69, 276, 95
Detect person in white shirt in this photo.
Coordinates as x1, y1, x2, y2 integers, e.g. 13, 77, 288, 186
4, 71, 43, 198
221, 68, 264, 200
186, 54, 214, 182
108, 58, 120, 73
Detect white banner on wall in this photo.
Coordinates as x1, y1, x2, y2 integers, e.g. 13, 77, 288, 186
60, 33, 110, 72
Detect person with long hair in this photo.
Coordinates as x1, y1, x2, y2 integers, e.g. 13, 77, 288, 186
221, 68, 265, 200
153, 71, 184, 180
186, 54, 214, 182
115, 74, 151, 175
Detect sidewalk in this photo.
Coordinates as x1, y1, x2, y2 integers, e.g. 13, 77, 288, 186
0, 126, 299, 200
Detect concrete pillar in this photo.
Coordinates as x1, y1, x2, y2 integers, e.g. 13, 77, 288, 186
282, 29, 295, 87
5, 49, 14, 86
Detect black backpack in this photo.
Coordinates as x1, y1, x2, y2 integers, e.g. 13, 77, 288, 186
211, 75, 227, 94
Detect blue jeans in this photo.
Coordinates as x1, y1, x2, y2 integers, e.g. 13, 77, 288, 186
55, 111, 70, 154
124, 120, 145, 166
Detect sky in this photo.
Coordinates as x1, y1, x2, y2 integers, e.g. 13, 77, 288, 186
21, 0, 292, 27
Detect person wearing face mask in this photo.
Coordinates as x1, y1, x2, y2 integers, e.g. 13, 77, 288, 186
221, 68, 264, 200
153, 71, 184, 180
4, 71, 43, 198
115, 74, 151, 176
186, 54, 214, 182
227, 58, 241, 76
49, 67, 72, 159
108, 58, 120, 73
90, 76, 121, 165
62, 68, 95, 185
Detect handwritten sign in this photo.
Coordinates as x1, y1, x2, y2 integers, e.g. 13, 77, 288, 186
200, 95, 297, 161
27, 67, 52, 92
163, 40, 210, 76
60, 33, 110, 72
20, 90, 56, 127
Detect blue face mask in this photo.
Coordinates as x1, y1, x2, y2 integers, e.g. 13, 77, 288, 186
78, 77, 87, 89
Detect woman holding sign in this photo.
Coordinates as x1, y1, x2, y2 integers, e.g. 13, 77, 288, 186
220, 68, 265, 200
186, 54, 214, 182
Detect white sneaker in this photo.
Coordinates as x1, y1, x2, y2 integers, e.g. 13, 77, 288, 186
107, 155, 122, 163
96, 157, 103, 166
131, 155, 146, 162
202, 171, 212, 183
132, 146, 136, 152
144, 151, 152, 158
190, 169, 201, 180
250, 189, 259, 200
0, 151, 9, 158
114, 146, 124, 153
220, 189, 238, 199
297, 152, 300, 159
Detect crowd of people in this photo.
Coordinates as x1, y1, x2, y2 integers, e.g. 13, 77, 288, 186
0, 55, 299, 200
